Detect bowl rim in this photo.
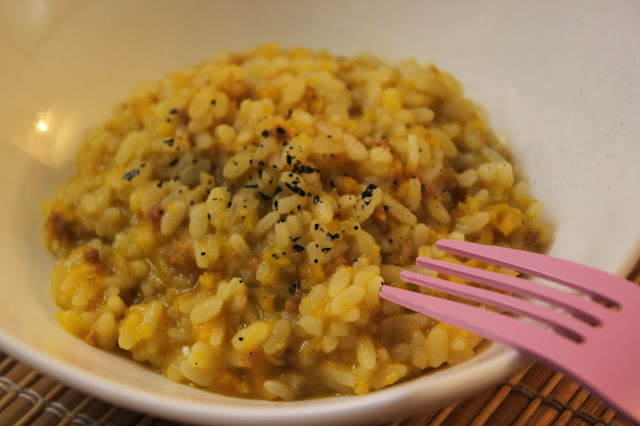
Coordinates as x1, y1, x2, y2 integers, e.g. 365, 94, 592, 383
0, 328, 529, 425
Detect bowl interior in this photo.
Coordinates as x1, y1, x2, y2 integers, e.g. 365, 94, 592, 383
0, 0, 638, 424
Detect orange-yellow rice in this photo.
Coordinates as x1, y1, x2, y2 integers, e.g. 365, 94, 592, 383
42, 44, 552, 400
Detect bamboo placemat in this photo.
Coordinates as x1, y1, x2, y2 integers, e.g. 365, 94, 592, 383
1, 264, 638, 426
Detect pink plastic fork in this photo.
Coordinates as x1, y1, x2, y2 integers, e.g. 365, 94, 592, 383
379, 239, 640, 422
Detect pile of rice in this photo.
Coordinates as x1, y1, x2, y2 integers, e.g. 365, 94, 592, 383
43, 44, 551, 400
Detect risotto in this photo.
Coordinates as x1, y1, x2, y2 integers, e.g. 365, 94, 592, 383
42, 44, 551, 400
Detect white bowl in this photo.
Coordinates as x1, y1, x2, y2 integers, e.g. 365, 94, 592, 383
0, 1, 638, 424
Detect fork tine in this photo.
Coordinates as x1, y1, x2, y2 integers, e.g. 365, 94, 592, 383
416, 257, 609, 324
379, 285, 580, 368
435, 239, 633, 305
400, 271, 593, 339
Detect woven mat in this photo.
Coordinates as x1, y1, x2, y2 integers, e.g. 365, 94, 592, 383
2, 266, 638, 426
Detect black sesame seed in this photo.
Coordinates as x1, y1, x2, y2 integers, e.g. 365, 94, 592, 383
292, 244, 305, 253
164, 138, 174, 147
200, 252, 206, 256
353, 225, 359, 230
170, 158, 179, 167
277, 127, 286, 134
313, 195, 320, 205
321, 247, 331, 253
286, 154, 293, 165
169, 108, 179, 115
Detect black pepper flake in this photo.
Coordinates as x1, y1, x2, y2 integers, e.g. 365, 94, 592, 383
261, 129, 269, 137
327, 232, 340, 241
286, 154, 293, 165
274, 201, 279, 210
313, 259, 318, 264
200, 252, 206, 256
190, 200, 194, 205
292, 244, 305, 253
393, 180, 398, 185
258, 160, 266, 166
227, 202, 232, 208
276, 127, 286, 134
285, 182, 306, 196
287, 109, 293, 117
207, 213, 211, 220
361, 184, 378, 199
165, 118, 171, 122
383, 205, 390, 211
314, 224, 320, 230
291, 237, 300, 242
156, 181, 164, 188
170, 158, 179, 167
329, 180, 337, 188
297, 205, 302, 211
140, 163, 146, 168
321, 247, 331, 253
238, 337, 244, 341
289, 282, 300, 293
192, 158, 198, 164
313, 195, 320, 204
327, 135, 332, 138
210, 99, 217, 105
388, 238, 394, 244
353, 225, 359, 230
169, 108, 179, 114
122, 169, 140, 181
